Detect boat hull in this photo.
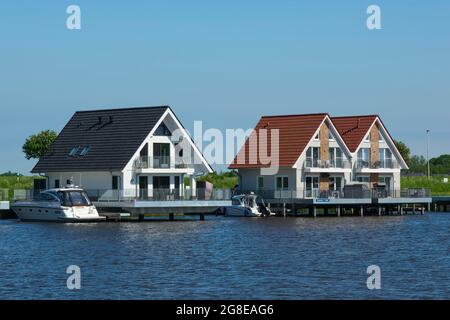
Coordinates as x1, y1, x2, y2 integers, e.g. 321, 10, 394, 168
11, 204, 105, 223
224, 206, 262, 217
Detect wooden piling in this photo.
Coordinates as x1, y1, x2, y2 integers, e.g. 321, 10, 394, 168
360, 206, 364, 217
200, 213, 205, 221
169, 213, 174, 221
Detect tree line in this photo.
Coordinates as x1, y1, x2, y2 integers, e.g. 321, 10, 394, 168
395, 141, 449, 175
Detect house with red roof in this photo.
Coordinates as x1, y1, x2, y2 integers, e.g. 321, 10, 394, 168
229, 113, 408, 199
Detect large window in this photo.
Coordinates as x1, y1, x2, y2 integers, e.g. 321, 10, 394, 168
329, 176, 343, 191
329, 147, 343, 167
306, 147, 320, 167
276, 176, 289, 190
153, 143, 171, 168
357, 148, 371, 168
305, 176, 319, 197
379, 148, 393, 168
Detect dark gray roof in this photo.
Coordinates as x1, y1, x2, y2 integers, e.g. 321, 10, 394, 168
32, 106, 170, 173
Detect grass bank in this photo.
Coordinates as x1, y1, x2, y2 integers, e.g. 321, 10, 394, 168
401, 175, 450, 196
0, 175, 43, 200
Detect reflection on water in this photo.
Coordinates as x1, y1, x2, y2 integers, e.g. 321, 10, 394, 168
0, 213, 449, 299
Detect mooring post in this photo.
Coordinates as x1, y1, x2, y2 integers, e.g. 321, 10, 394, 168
428, 202, 431, 212
200, 212, 205, 221
337, 205, 341, 217
313, 206, 317, 218
283, 203, 286, 218
378, 206, 382, 216
138, 214, 144, 222
169, 213, 174, 221
398, 205, 401, 215
360, 206, 364, 217
421, 207, 425, 215
400, 205, 404, 215
413, 204, 416, 214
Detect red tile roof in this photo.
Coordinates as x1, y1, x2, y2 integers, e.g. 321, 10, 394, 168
331, 115, 378, 152
229, 113, 328, 169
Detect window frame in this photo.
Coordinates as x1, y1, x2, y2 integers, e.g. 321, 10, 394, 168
275, 176, 289, 190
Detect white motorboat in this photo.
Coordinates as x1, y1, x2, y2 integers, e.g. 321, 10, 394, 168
11, 187, 105, 222
223, 193, 274, 217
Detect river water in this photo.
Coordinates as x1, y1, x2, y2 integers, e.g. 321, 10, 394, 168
0, 213, 449, 299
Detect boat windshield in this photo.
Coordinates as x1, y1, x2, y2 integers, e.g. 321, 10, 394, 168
57, 191, 92, 207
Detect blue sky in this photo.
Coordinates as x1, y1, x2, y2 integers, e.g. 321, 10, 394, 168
1, 0, 449, 174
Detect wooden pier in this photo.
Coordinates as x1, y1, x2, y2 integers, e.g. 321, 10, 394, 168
432, 196, 450, 212
265, 197, 433, 217
94, 199, 228, 222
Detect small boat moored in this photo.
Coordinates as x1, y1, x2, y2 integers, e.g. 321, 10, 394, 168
11, 187, 105, 222
223, 193, 274, 217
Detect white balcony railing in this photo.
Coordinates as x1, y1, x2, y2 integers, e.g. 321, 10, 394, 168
304, 158, 351, 169
133, 156, 191, 170
356, 159, 399, 170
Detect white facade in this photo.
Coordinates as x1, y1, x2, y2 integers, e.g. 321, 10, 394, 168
235, 116, 407, 198
44, 109, 212, 200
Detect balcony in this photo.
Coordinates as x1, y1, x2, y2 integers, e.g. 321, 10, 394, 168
356, 159, 399, 172
133, 156, 192, 171
303, 158, 351, 171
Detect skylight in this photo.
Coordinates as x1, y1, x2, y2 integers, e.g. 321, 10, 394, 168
80, 146, 90, 156
69, 147, 79, 157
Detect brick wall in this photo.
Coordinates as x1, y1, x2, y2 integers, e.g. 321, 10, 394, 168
320, 122, 330, 161
370, 124, 380, 186
320, 122, 330, 191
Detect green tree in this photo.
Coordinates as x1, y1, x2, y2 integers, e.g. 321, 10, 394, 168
408, 155, 427, 174
394, 140, 411, 165
430, 154, 450, 174
22, 130, 58, 160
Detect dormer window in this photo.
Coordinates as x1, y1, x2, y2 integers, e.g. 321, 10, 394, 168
69, 147, 79, 157
80, 146, 90, 156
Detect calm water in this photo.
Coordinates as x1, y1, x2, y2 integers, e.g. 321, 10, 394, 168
0, 213, 449, 300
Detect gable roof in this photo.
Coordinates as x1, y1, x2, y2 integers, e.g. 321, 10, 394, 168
229, 113, 328, 169
32, 106, 170, 173
331, 115, 378, 152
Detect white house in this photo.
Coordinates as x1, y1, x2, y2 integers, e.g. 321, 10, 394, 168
32, 106, 213, 200
229, 113, 408, 198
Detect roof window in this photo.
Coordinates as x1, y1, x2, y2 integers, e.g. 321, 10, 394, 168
69, 147, 79, 157
80, 146, 90, 156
